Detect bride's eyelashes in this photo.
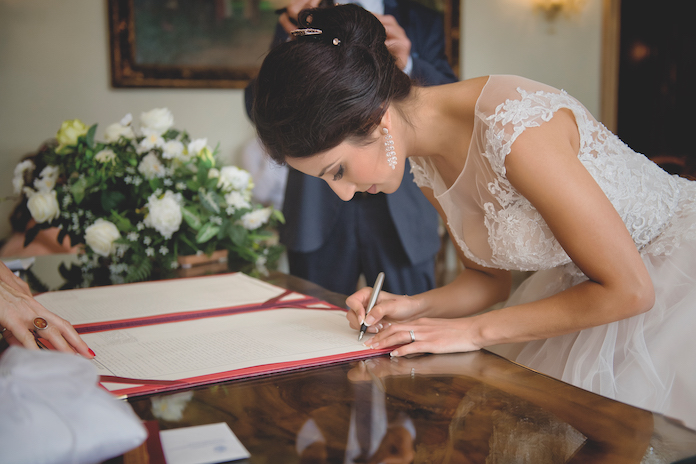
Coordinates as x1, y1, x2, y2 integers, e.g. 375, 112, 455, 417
332, 165, 345, 181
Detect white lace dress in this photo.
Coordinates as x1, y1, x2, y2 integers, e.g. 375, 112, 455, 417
410, 75, 696, 429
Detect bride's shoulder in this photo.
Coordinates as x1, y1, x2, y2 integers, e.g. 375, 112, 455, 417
439, 76, 491, 100
428, 77, 490, 117
468, 75, 563, 113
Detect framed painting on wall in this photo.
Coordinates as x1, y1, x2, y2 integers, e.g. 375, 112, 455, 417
108, 0, 460, 89
108, 0, 281, 89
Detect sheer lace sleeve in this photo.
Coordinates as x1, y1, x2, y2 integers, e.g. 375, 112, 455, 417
409, 156, 435, 190
418, 75, 683, 272
476, 75, 588, 178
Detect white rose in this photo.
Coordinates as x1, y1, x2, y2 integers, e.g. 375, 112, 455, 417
12, 159, 35, 195
144, 190, 183, 239
217, 166, 252, 192
140, 108, 174, 136
162, 140, 184, 160
26, 189, 60, 223
33, 177, 54, 193
120, 113, 133, 126
207, 168, 220, 179
32, 165, 60, 193
137, 132, 165, 154
138, 152, 166, 179
95, 149, 117, 163
187, 138, 208, 156
12, 176, 24, 195
104, 123, 135, 142
241, 208, 272, 230
174, 151, 193, 163
39, 165, 60, 182
224, 191, 251, 211
14, 159, 35, 176
84, 219, 121, 257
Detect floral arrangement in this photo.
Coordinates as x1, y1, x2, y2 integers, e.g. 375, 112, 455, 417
11, 108, 284, 286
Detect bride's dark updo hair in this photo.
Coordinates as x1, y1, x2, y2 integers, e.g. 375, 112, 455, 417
252, 4, 412, 163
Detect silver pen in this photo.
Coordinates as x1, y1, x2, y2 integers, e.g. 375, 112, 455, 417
358, 272, 385, 341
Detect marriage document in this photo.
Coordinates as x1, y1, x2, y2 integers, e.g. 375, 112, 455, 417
35, 273, 382, 397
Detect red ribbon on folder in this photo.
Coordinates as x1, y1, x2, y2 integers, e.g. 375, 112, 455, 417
74, 289, 327, 334
67, 275, 390, 398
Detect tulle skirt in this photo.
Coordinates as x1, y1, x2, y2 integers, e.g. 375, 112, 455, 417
493, 177, 696, 430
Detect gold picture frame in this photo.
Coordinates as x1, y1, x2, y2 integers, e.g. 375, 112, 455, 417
108, 0, 460, 89
108, 0, 279, 89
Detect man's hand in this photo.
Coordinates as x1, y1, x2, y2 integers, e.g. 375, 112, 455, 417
279, 3, 412, 72
279, 0, 323, 34
377, 14, 411, 70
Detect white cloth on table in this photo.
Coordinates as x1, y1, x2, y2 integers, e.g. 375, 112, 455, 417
0, 346, 147, 464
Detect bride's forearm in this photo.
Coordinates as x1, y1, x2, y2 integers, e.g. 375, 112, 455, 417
469, 277, 654, 348
412, 268, 511, 319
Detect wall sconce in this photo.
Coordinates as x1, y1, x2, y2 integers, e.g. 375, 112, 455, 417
533, 0, 585, 22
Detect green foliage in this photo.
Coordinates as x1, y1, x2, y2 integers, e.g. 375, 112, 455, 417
85, 124, 97, 149
70, 176, 88, 205
181, 206, 202, 230
125, 255, 153, 283
196, 222, 220, 244
109, 211, 135, 232
14, 110, 285, 287
199, 191, 221, 214
101, 190, 126, 212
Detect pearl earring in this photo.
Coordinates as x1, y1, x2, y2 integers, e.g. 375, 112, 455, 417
382, 128, 397, 170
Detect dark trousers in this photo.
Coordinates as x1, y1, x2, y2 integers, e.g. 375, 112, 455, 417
287, 193, 436, 296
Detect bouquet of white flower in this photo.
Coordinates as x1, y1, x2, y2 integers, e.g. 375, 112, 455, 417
11, 108, 284, 286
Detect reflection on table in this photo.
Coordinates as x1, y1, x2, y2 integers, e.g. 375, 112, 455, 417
123, 351, 696, 464
120, 273, 696, 464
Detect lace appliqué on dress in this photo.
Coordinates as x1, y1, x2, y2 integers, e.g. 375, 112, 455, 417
479, 87, 682, 271
409, 80, 686, 273
409, 159, 434, 191
476, 88, 585, 270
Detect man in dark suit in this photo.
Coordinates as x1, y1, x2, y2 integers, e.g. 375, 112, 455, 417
246, 0, 457, 296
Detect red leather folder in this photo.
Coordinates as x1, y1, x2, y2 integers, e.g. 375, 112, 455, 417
38, 273, 389, 398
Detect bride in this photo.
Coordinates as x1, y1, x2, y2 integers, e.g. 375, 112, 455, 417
250, 4, 696, 429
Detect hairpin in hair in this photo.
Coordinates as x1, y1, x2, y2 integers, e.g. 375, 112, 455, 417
290, 28, 341, 46
290, 28, 323, 37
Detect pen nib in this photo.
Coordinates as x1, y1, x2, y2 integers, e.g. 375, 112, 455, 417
358, 331, 364, 341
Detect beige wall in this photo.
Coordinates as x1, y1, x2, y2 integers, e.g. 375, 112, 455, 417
0, 0, 604, 240
0, 0, 256, 239
462, 0, 602, 117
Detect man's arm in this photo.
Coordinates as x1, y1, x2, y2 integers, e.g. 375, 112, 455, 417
396, 0, 457, 86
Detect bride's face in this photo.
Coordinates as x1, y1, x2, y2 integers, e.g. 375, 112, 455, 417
286, 129, 404, 201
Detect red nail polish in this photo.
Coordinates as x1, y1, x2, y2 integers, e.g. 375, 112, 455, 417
89, 349, 96, 357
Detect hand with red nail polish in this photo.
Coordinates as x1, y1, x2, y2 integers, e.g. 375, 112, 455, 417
0, 261, 94, 359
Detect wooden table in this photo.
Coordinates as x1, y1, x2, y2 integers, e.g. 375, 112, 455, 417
117, 273, 696, 463
7, 259, 696, 463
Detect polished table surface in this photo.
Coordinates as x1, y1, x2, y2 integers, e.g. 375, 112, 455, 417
122, 272, 696, 464
8, 257, 696, 463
